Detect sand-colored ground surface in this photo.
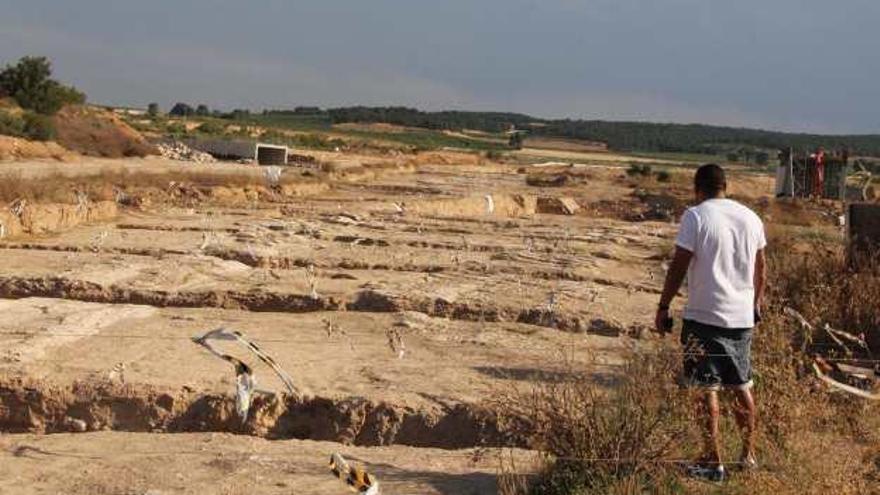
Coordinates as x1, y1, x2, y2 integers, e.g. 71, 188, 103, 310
514, 147, 680, 165
0, 152, 774, 493
0, 432, 534, 495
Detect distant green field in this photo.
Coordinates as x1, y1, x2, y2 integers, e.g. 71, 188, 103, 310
238, 114, 509, 151
340, 128, 509, 152
245, 113, 332, 132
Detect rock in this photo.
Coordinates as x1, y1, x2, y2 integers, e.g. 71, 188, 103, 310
625, 324, 650, 339
537, 197, 580, 215
156, 141, 216, 163
349, 289, 400, 312
332, 215, 358, 225
526, 175, 569, 187
64, 416, 88, 432
558, 197, 580, 215
588, 318, 624, 337
394, 310, 432, 329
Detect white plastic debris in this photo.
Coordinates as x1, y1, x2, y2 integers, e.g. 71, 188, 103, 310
484, 194, 495, 214
234, 360, 257, 422
193, 328, 302, 422
264, 166, 283, 187
329, 453, 380, 495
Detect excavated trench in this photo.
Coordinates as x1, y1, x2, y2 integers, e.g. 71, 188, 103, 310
0, 175, 645, 459
0, 274, 638, 335
0, 242, 660, 298
0, 379, 526, 449
114, 221, 514, 254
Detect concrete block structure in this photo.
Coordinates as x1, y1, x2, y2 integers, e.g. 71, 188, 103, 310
183, 138, 290, 165
255, 143, 288, 165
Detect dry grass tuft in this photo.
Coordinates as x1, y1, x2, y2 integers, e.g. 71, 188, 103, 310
499, 228, 880, 494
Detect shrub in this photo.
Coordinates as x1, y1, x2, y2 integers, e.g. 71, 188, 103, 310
0, 56, 85, 115
497, 350, 692, 494
0, 110, 25, 137
21, 112, 56, 141
196, 121, 225, 135
277, 132, 346, 151
501, 234, 880, 494
1, 108, 61, 142
509, 132, 525, 150
655, 170, 671, 182
626, 163, 653, 177
169, 103, 195, 117
486, 150, 505, 161
755, 151, 770, 166
165, 122, 188, 136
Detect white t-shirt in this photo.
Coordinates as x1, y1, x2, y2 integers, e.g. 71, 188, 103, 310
675, 198, 766, 328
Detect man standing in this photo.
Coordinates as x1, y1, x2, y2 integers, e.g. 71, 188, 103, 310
655, 164, 766, 481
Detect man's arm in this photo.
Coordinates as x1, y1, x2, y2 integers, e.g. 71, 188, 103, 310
655, 246, 693, 334
753, 248, 766, 318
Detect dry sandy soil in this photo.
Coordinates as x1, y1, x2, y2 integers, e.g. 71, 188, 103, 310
513, 147, 681, 165
0, 153, 773, 494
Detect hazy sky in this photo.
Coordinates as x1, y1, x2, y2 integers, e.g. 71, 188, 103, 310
1, 0, 877, 133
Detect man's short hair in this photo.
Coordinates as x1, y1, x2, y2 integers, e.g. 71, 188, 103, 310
694, 164, 727, 197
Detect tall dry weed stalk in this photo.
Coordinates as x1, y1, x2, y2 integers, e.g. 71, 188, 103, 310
304, 264, 319, 299
768, 238, 880, 353
496, 350, 693, 494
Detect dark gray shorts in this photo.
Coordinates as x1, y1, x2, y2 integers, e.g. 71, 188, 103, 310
681, 319, 753, 391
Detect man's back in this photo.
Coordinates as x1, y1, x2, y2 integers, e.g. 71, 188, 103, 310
676, 198, 766, 328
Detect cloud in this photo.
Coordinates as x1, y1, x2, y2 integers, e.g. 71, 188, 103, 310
1, 1, 878, 134
494, 89, 781, 130
0, 20, 477, 111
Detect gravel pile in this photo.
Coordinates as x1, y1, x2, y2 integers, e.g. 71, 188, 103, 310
156, 141, 216, 163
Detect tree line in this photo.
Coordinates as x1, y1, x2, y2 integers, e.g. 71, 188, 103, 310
156, 101, 880, 157
259, 106, 880, 157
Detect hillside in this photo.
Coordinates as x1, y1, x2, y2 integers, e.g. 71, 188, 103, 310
53, 105, 155, 158
0, 57, 155, 160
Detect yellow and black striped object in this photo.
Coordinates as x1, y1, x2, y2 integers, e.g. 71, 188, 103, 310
329, 453, 380, 494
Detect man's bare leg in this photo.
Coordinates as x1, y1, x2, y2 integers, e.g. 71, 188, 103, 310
697, 390, 722, 465
732, 388, 757, 465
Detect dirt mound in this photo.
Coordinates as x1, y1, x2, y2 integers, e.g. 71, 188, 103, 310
0, 201, 118, 239
524, 167, 594, 188
526, 174, 570, 187
413, 151, 482, 166
536, 196, 581, 215
408, 194, 537, 218
0, 135, 76, 162
53, 105, 156, 158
